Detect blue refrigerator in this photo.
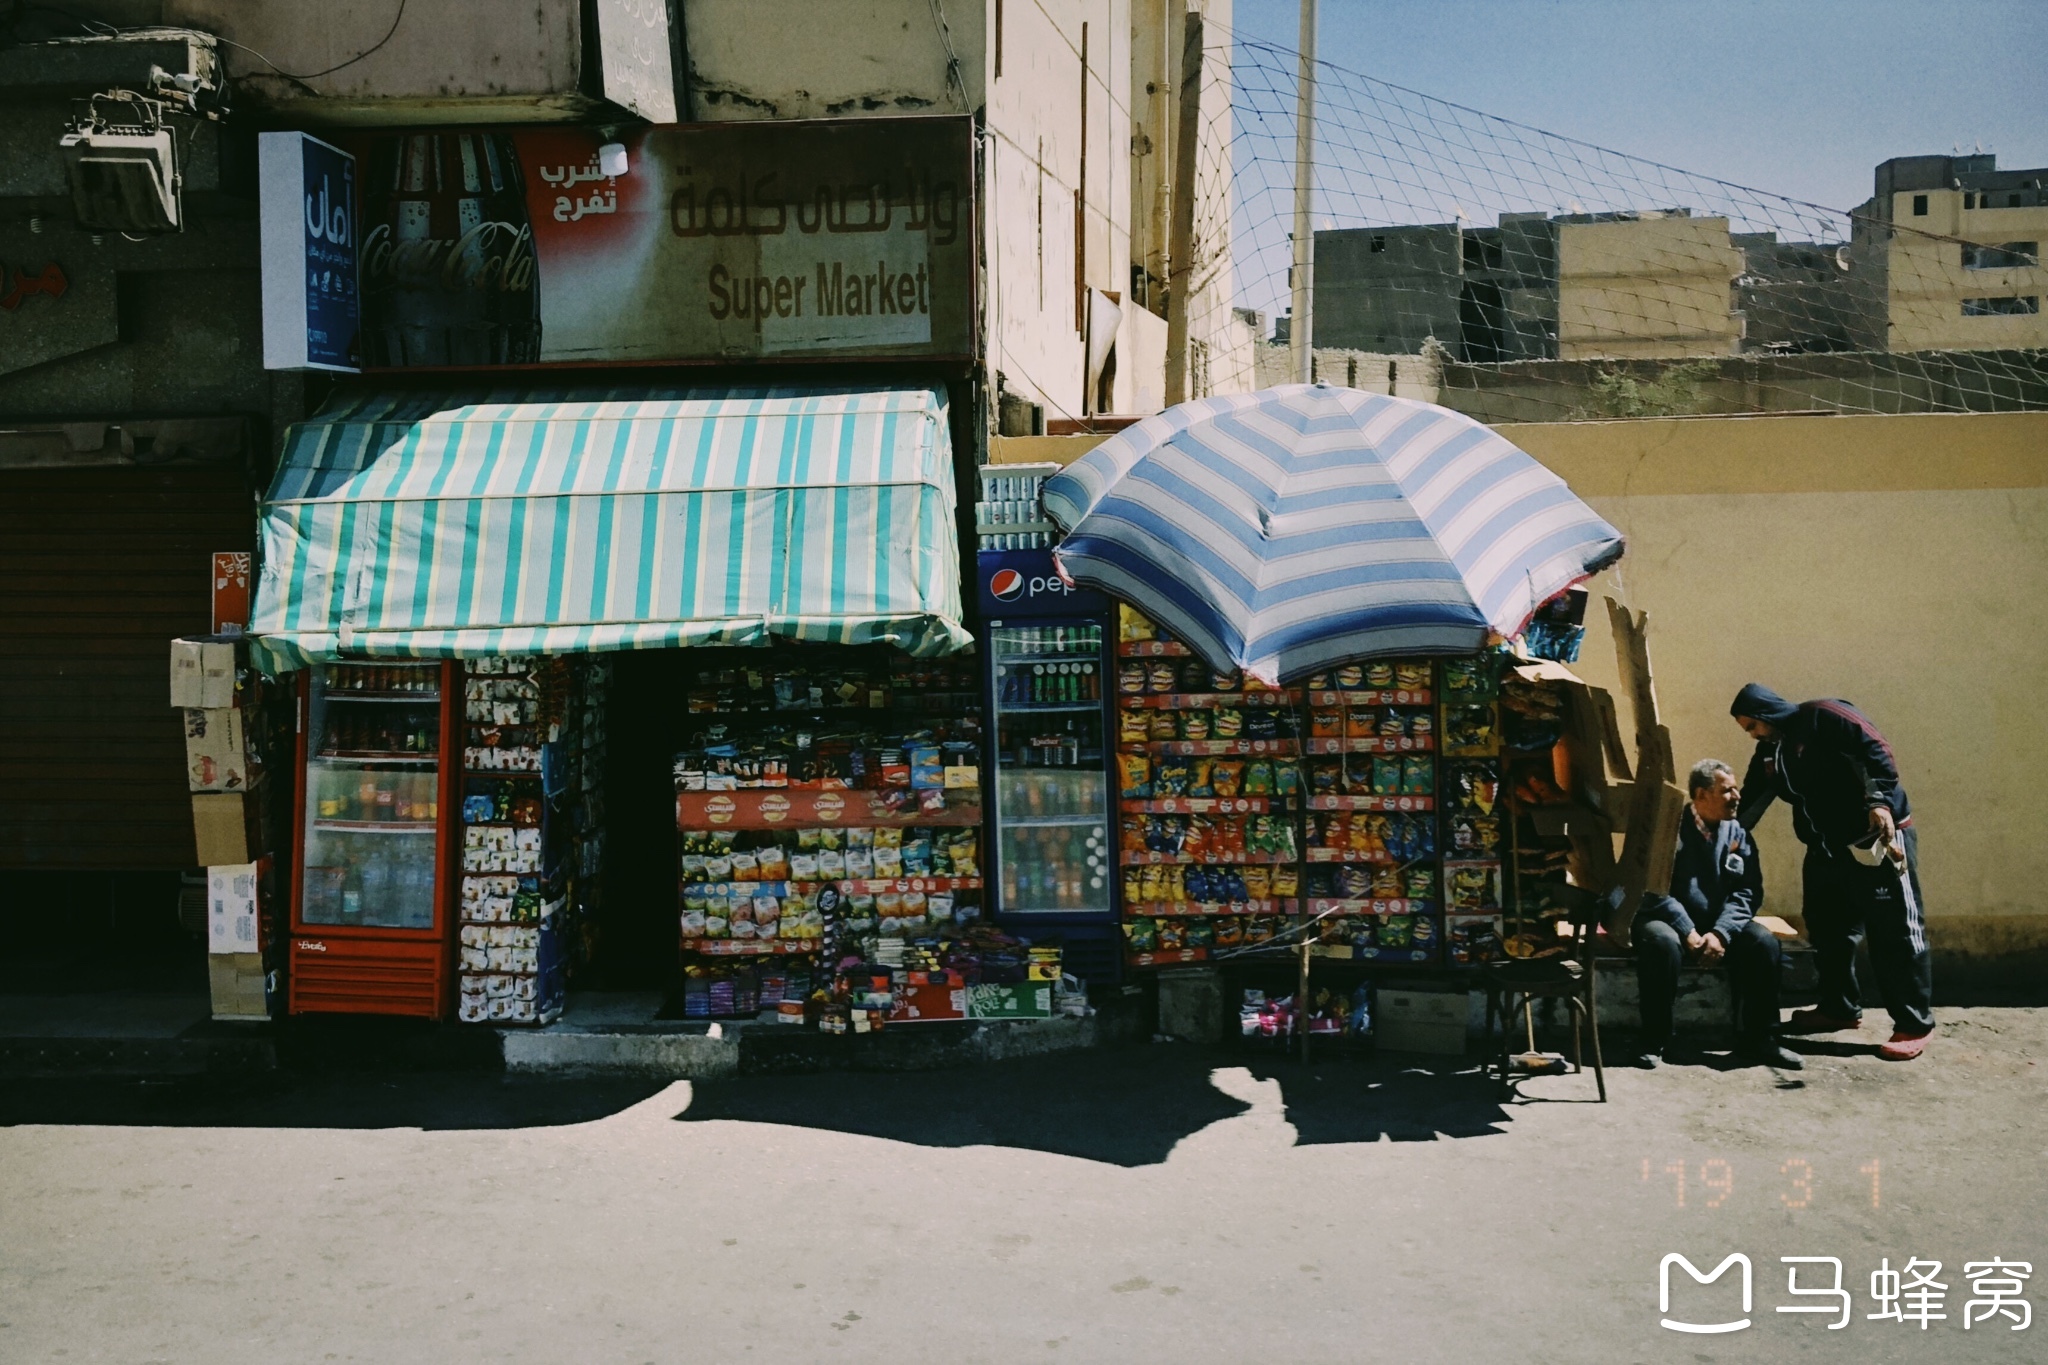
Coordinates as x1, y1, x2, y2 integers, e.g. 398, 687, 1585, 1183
977, 547, 1121, 982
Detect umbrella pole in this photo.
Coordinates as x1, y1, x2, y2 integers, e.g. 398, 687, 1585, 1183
1298, 932, 1313, 1063
1290, 0, 1318, 383
1295, 692, 1314, 1062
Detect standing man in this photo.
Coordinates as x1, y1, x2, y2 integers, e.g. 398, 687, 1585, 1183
1731, 683, 1933, 1061
1634, 759, 1796, 1069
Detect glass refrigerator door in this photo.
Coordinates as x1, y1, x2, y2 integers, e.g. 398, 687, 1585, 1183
990, 623, 1111, 915
300, 663, 443, 930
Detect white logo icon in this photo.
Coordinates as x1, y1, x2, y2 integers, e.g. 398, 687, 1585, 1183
1661, 1253, 1753, 1334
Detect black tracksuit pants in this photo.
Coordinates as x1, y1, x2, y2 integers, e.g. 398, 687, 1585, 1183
1634, 913, 1783, 1050
1802, 826, 1934, 1034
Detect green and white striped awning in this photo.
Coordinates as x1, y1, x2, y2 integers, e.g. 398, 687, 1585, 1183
250, 385, 972, 672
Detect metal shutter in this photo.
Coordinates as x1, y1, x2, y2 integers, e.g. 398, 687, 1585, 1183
0, 455, 252, 870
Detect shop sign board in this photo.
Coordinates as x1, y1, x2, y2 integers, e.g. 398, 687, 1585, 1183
341, 117, 974, 369
258, 131, 361, 372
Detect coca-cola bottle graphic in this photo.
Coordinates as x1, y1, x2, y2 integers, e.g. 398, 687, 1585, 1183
360, 131, 541, 366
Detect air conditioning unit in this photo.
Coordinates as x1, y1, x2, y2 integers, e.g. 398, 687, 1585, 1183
60, 95, 182, 233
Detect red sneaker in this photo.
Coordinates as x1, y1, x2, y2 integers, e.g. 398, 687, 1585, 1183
1782, 1008, 1860, 1035
1878, 1030, 1932, 1061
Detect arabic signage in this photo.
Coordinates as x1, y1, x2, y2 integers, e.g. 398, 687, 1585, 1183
340, 117, 974, 368
258, 131, 361, 372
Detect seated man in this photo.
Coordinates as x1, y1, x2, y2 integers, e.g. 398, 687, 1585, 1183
1633, 759, 1799, 1069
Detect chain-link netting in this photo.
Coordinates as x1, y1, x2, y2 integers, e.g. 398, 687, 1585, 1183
1184, 37, 2048, 419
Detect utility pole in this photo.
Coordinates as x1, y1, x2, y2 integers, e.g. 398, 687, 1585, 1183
1163, 5, 1204, 407
1289, 0, 1317, 383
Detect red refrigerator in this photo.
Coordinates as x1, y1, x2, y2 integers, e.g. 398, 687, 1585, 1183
288, 660, 457, 1018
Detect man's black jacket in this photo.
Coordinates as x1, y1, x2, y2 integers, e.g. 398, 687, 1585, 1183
1734, 687, 1909, 854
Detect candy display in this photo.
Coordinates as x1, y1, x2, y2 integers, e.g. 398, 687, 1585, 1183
675, 649, 994, 1017
453, 656, 590, 1026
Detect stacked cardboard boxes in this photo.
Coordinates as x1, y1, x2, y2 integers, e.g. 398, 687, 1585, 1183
171, 637, 274, 1021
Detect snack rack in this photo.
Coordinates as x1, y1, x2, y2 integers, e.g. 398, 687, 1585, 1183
1113, 606, 1515, 971
671, 652, 987, 1020
1438, 657, 1508, 966
454, 656, 575, 1025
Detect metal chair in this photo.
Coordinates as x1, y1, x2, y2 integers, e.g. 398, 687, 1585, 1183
1481, 911, 1606, 1102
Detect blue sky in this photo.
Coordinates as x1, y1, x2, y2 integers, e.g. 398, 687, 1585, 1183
1232, 0, 2047, 211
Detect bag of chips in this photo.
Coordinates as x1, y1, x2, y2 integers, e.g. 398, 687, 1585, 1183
1119, 709, 1152, 746
1372, 756, 1402, 795
1155, 759, 1192, 797
1119, 752, 1153, 799
1210, 759, 1245, 799
1401, 755, 1434, 796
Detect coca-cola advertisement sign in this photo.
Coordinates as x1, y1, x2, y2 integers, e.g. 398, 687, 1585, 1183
340, 117, 973, 368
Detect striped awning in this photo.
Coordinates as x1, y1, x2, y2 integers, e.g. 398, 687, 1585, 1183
1044, 385, 1624, 684
249, 385, 971, 672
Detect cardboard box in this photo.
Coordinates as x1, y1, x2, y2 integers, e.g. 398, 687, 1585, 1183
170, 638, 236, 709
207, 862, 260, 954
1375, 988, 1468, 1055
207, 952, 270, 1021
192, 793, 251, 866
886, 982, 969, 1024
967, 982, 1053, 1021
183, 707, 248, 791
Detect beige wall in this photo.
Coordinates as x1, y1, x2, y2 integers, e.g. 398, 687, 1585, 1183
173, 0, 676, 122
1556, 216, 1743, 360
1498, 411, 2048, 960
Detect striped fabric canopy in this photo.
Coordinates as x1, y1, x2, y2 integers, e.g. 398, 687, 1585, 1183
250, 385, 971, 672
1043, 385, 1624, 684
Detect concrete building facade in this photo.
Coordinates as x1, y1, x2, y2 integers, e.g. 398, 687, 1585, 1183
1851, 153, 2048, 353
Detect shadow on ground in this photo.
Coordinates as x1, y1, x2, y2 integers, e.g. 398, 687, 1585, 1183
0, 1071, 669, 1131
1, 1045, 1516, 1154
676, 1042, 1514, 1165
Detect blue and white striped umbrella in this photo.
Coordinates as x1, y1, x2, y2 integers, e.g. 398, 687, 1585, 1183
1043, 384, 1624, 683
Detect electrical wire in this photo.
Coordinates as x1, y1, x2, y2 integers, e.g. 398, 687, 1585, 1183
9, 5, 409, 82
202, 2, 408, 83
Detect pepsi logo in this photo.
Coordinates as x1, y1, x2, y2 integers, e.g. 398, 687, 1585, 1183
990, 568, 1024, 601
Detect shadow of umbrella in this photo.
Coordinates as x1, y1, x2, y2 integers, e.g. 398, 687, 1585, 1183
677, 1044, 1251, 1167
1243, 1053, 1514, 1143
678, 1043, 1519, 1165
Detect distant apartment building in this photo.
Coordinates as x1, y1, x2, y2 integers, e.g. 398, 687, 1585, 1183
1314, 210, 1744, 362
1314, 155, 2048, 365
1850, 153, 2048, 352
